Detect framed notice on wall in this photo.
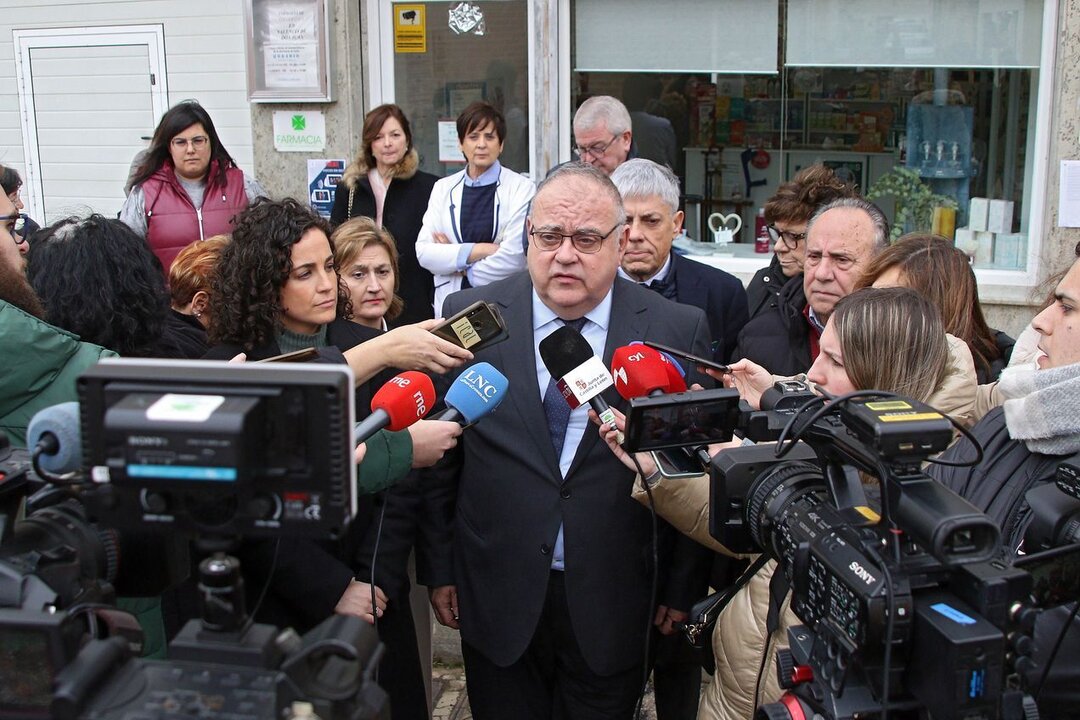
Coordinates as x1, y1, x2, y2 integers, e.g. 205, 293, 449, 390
243, 0, 333, 102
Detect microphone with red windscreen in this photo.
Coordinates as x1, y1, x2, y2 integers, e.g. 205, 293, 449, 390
610, 345, 678, 399
354, 371, 436, 444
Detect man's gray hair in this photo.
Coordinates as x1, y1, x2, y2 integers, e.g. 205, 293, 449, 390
610, 159, 679, 215
573, 95, 631, 136
807, 197, 890, 251
530, 161, 626, 227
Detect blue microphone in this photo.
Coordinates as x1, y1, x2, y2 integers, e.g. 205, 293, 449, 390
26, 401, 82, 475
430, 362, 509, 425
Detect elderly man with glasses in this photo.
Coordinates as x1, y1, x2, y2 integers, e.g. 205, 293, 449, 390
572, 96, 635, 175
744, 164, 859, 320
421, 162, 711, 719
733, 196, 890, 376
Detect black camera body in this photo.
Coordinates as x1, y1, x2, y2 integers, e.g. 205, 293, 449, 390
705, 383, 1043, 720
1, 359, 387, 720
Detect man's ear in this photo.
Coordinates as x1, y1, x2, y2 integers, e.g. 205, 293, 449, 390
672, 210, 685, 237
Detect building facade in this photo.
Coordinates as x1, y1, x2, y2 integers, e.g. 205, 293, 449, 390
2, 0, 1077, 333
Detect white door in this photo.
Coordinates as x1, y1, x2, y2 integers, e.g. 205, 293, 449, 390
14, 26, 169, 224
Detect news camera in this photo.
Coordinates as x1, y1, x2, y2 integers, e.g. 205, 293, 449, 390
1, 359, 388, 720
623, 379, 1080, 719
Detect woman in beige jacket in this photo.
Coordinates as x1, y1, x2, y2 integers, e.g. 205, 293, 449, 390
598, 287, 979, 719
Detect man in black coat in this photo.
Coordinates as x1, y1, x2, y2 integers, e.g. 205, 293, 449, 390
611, 159, 748, 363
420, 162, 711, 719
610, 158, 748, 719
928, 253, 1080, 719
733, 197, 888, 376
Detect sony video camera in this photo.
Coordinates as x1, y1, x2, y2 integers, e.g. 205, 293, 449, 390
708, 383, 1078, 720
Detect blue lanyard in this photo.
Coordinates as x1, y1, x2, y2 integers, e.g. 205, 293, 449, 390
448, 171, 501, 245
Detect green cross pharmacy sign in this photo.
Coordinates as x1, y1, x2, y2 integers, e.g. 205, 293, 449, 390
273, 110, 325, 152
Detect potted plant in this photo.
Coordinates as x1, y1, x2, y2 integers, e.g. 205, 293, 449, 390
867, 166, 957, 241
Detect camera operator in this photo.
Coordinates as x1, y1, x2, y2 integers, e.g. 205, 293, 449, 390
598, 287, 975, 719
927, 245, 1080, 719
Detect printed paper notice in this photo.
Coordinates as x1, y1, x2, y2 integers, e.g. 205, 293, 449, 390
394, 4, 426, 53
264, 44, 318, 88
438, 120, 464, 163
1060, 161, 1080, 227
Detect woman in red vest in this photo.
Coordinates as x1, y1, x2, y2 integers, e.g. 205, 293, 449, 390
120, 100, 265, 271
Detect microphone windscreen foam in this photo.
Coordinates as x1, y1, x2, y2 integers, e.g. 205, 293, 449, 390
371, 371, 436, 431
610, 345, 671, 399
444, 362, 510, 424
659, 354, 688, 392
538, 324, 593, 380
26, 401, 82, 475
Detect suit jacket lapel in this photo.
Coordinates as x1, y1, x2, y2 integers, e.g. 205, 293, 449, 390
491, 274, 563, 479
671, 254, 709, 316
565, 279, 648, 478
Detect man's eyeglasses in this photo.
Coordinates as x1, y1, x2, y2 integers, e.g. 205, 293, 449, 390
573, 135, 619, 160
529, 222, 622, 254
2, 213, 29, 242
171, 135, 209, 150
766, 224, 807, 249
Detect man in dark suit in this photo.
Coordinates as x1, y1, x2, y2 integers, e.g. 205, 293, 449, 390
611, 157, 748, 720
420, 162, 711, 719
612, 158, 748, 363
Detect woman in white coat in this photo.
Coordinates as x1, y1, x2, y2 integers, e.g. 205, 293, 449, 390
416, 101, 535, 316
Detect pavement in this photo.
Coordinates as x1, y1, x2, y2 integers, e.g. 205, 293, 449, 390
430, 624, 667, 719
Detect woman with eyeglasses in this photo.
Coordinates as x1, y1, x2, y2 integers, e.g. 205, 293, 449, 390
415, 101, 535, 316
0, 167, 40, 251
745, 165, 857, 320
120, 100, 265, 272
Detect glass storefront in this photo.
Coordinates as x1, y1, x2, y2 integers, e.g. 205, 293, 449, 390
382, 1, 530, 176
569, 0, 1045, 273
366, 0, 1051, 278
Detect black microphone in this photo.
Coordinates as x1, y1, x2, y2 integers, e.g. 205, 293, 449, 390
538, 324, 623, 444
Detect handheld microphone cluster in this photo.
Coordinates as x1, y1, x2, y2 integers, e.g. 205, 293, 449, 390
354, 363, 511, 445
539, 324, 622, 443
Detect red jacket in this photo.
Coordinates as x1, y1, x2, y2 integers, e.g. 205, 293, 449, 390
142, 161, 248, 270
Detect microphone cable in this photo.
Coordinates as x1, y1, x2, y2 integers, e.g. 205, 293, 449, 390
628, 450, 660, 720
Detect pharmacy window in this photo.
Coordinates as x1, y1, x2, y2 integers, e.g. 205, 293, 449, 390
570, 0, 1052, 284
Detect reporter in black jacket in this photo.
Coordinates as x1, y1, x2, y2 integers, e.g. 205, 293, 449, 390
928, 251, 1080, 719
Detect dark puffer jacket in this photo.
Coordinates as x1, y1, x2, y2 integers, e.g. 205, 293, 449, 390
745, 254, 789, 321
929, 408, 1079, 719
731, 273, 812, 376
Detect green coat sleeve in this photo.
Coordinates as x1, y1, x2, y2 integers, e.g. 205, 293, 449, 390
356, 428, 414, 494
